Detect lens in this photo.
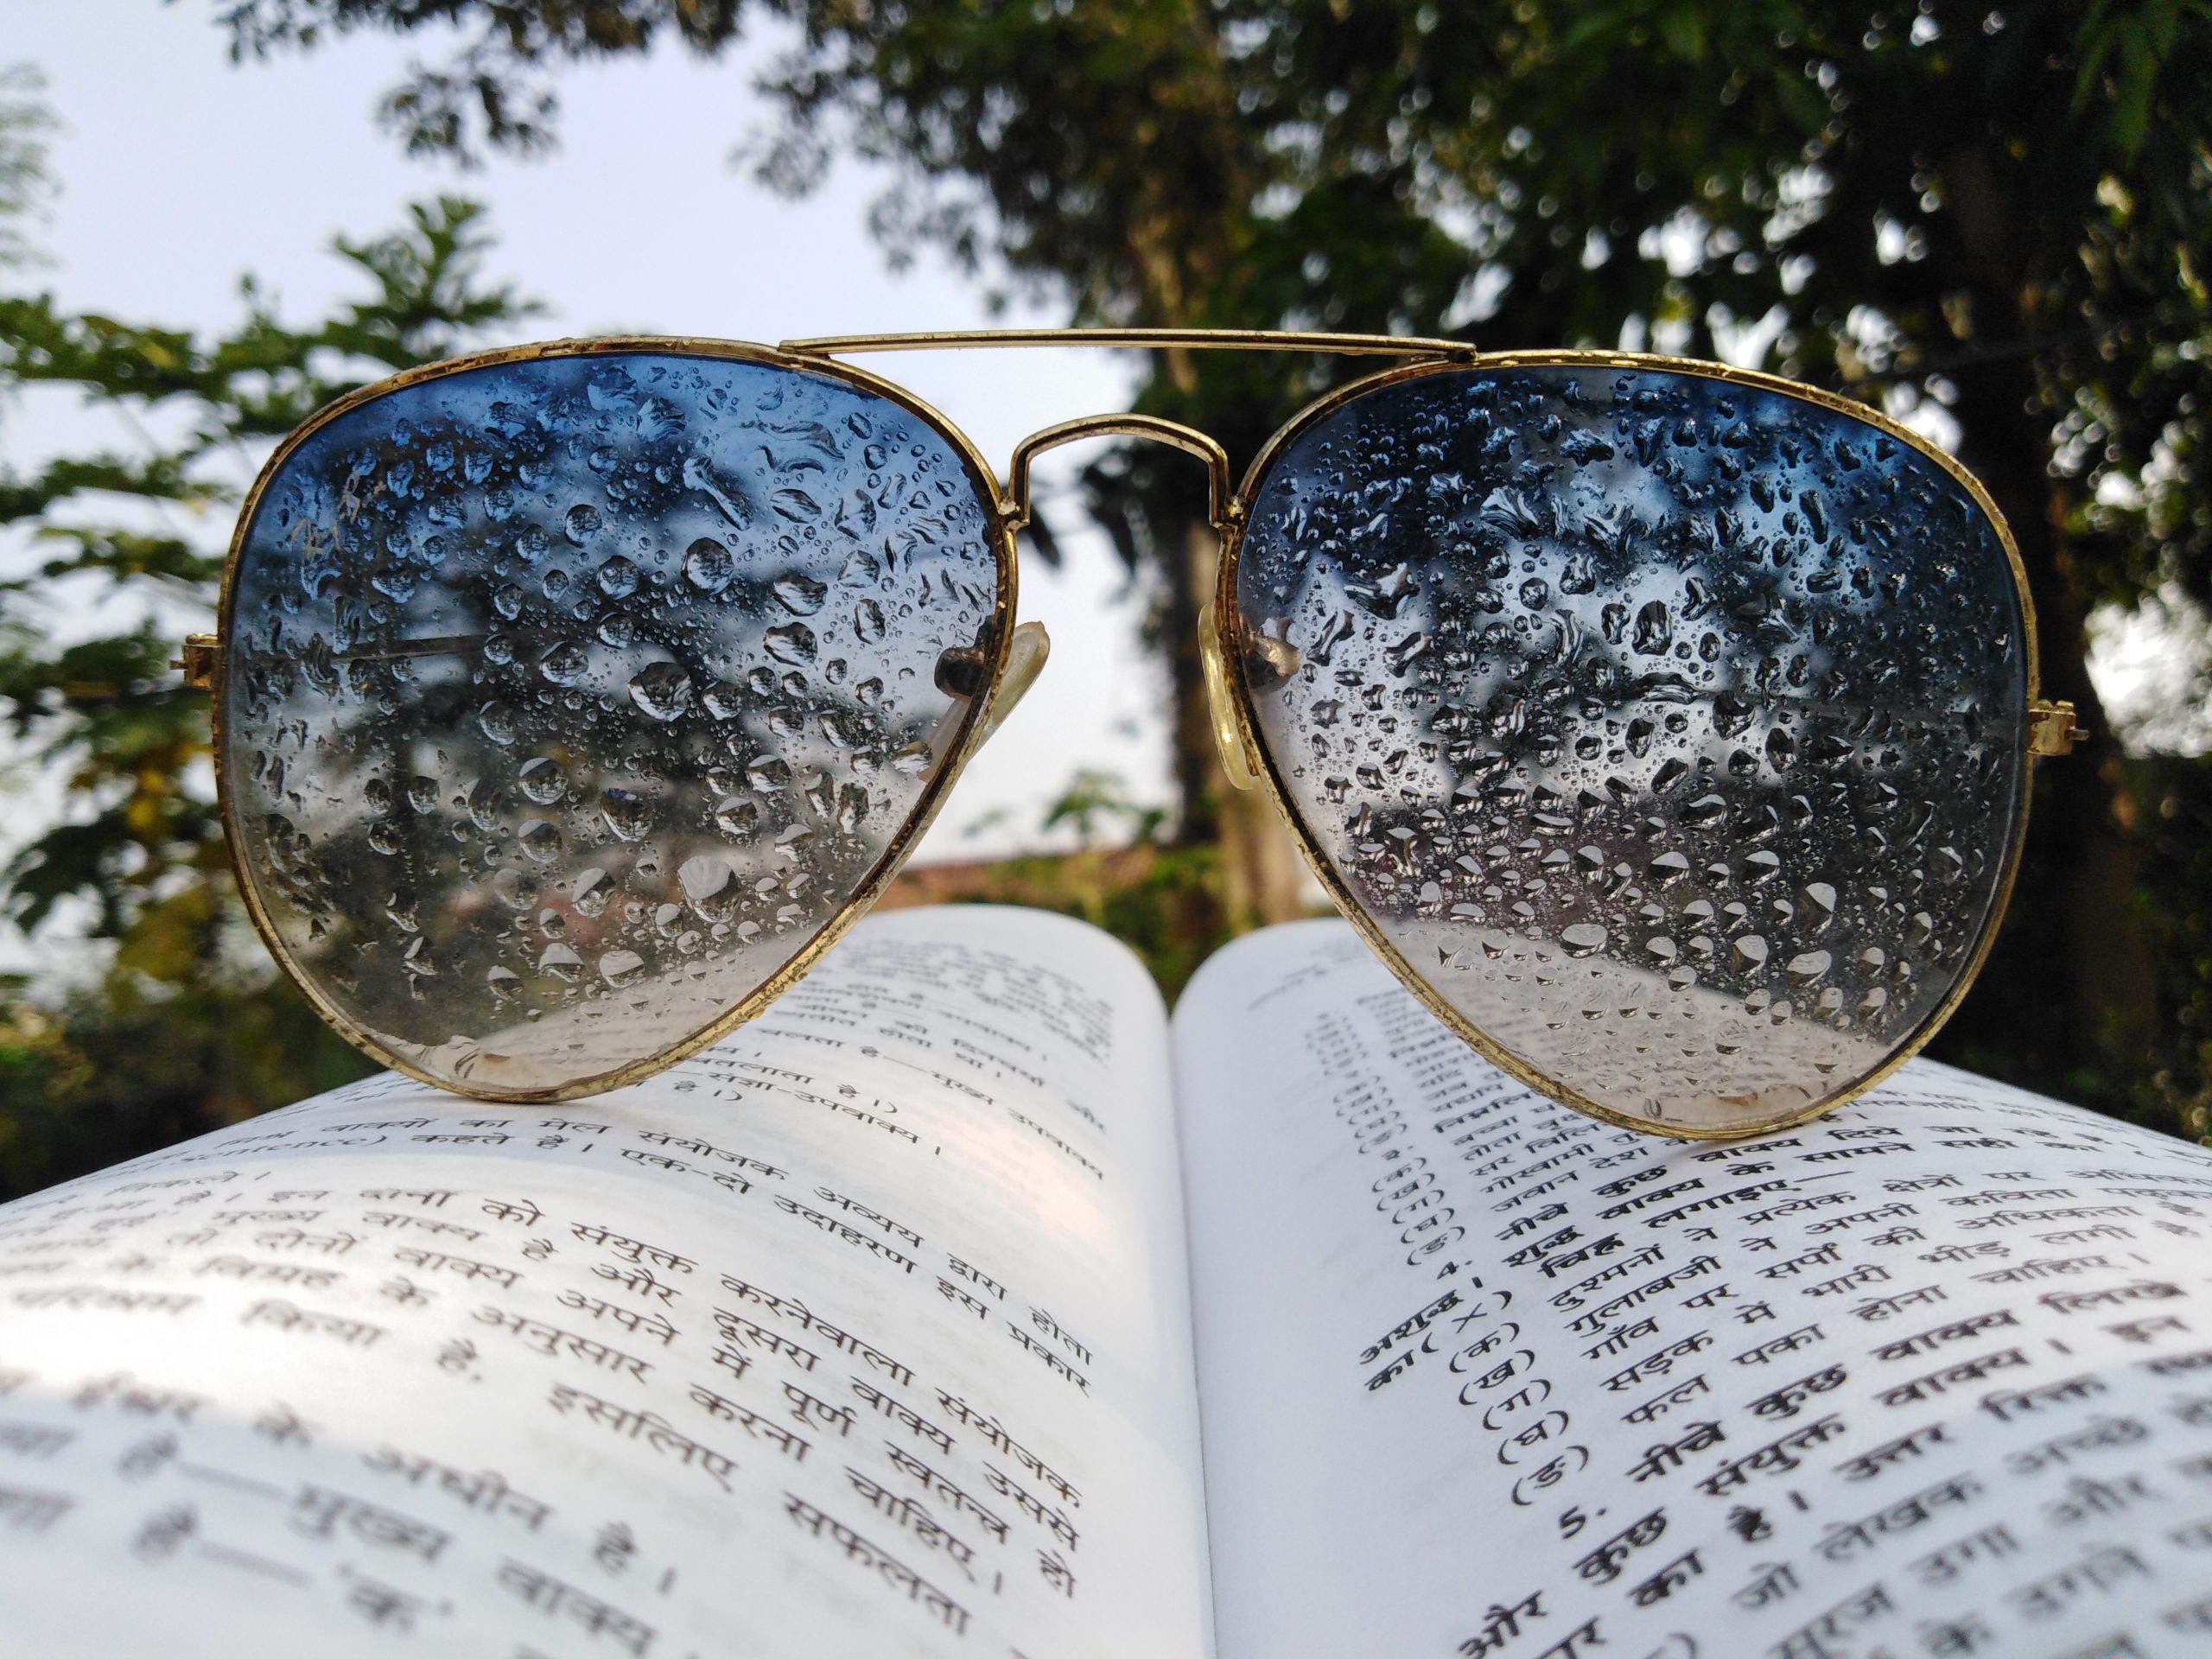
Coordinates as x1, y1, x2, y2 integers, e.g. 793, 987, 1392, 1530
1234, 361, 2030, 1135
219, 347, 1007, 1097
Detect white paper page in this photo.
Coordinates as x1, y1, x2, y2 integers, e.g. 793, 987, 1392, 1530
0, 906, 1211, 1659
1177, 919, 2212, 1659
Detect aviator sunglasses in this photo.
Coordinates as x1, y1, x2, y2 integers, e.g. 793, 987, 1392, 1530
179, 329, 2083, 1139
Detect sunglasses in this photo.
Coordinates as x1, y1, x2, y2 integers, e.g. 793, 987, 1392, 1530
178, 329, 2082, 1139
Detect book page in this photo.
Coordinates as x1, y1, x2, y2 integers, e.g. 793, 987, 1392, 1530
0, 906, 1211, 1658
1177, 919, 2212, 1659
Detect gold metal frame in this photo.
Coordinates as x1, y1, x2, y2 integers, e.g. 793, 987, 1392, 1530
185, 327, 2079, 1130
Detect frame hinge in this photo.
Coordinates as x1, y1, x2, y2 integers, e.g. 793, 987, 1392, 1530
173, 633, 220, 690
2027, 699, 2085, 757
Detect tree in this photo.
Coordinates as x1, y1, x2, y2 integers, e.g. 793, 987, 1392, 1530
212, 0, 2212, 1128
0, 70, 543, 1184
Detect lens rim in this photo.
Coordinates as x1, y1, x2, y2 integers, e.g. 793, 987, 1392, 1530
1217, 349, 2040, 1140
212, 337, 1019, 1103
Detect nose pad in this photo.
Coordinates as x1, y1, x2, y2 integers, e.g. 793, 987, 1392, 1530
976, 620, 1051, 747
922, 620, 1052, 781
1198, 604, 1262, 791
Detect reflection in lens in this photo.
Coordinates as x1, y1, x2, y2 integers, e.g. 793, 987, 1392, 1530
1236, 365, 2028, 1134
222, 350, 1002, 1096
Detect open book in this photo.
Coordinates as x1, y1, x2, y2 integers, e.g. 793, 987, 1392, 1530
3, 906, 2210, 1657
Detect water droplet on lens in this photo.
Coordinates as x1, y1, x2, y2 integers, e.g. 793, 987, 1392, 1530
1560, 923, 1608, 957
518, 757, 564, 804
1732, 934, 1770, 970
364, 777, 392, 815
597, 556, 639, 599
493, 584, 524, 620
518, 818, 562, 863
700, 681, 746, 720
486, 965, 522, 1001
626, 661, 696, 721
564, 504, 603, 546
773, 573, 829, 615
573, 868, 613, 917
599, 788, 652, 841
539, 943, 583, 982
1786, 950, 1832, 984
600, 949, 645, 986
854, 600, 887, 642
684, 537, 734, 593
891, 741, 933, 776
539, 640, 588, 686
479, 702, 519, 746
679, 853, 741, 922
765, 623, 817, 664
714, 798, 759, 840
747, 755, 791, 791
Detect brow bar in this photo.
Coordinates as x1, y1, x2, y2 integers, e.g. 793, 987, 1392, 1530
779, 327, 1474, 359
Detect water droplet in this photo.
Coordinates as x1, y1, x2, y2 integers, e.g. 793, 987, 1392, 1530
1712, 691, 1756, 739
543, 567, 573, 600
539, 640, 588, 687
600, 949, 646, 986
627, 661, 696, 721
891, 741, 933, 776
564, 504, 603, 546
507, 760, 560, 810
697, 680, 747, 721
479, 702, 519, 746
493, 584, 524, 620
715, 798, 759, 840
539, 943, 584, 982
766, 623, 817, 664
1786, 950, 1832, 984
573, 868, 613, 917
854, 600, 887, 642
679, 853, 741, 922
1732, 934, 1770, 971
518, 819, 562, 863
1634, 601, 1672, 654
683, 537, 734, 593
486, 965, 522, 1001
1560, 923, 1608, 957
599, 788, 652, 841
363, 777, 392, 815
597, 556, 640, 599
773, 573, 829, 615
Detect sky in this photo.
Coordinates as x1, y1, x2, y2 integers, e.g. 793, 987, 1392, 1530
3, 0, 1177, 898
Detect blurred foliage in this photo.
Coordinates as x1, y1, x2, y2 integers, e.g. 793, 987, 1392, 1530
0, 966, 377, 1203
882, 766, 1236, 999
0, 66, 540, 1197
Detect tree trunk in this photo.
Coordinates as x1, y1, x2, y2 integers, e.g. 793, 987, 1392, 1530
1175, 521, 1309, 926
1935, 353, 2157, 1083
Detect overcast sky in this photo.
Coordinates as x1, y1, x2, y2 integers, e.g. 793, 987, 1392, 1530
4, 0, 1175, 894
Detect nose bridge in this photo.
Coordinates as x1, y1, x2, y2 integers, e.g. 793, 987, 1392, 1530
1003, 414, 1237, 538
